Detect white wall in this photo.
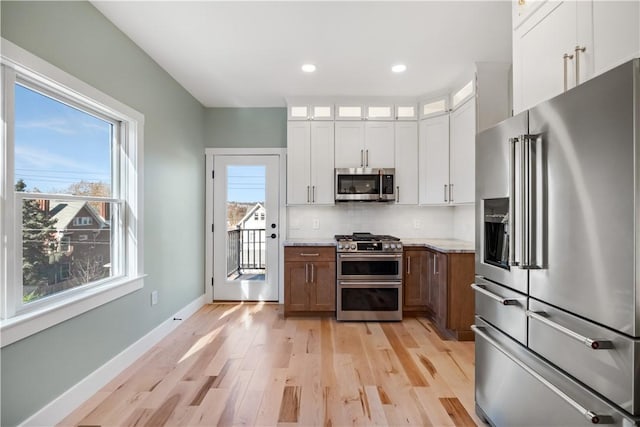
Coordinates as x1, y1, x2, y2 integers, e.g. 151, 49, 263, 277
453, 205, 475, 242
287, 204, 456, 239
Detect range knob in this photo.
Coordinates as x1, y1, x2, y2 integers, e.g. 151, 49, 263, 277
338, 244, 343, 250
390, 244, 396, 249
383, 244, 389, 250
350, 244, 356, 250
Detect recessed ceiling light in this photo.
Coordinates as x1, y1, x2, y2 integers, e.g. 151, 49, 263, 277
302, 64, 316, 73
392, 64, 407, 73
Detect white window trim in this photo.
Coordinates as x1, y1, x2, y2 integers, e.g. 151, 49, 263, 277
0, 38, 145, 347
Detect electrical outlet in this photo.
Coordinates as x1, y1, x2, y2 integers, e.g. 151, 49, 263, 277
151, 290, 158, 306
312, 219, 320, 229
414, 219, 422, 229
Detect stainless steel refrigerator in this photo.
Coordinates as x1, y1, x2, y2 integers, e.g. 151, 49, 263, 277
474, 59, 640, 426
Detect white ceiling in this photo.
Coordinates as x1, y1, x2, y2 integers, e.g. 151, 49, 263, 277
92, 1, 512, 108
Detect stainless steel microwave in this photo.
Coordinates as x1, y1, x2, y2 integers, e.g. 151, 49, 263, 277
335, 168, 395, 202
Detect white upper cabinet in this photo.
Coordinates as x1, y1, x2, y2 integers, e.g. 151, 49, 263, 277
513, 0, 639, 113
592, 1, 640, 76
335, 104, 364, 120
288, 103, 334, 120
449, 98, 476, 204
419, 98, 448, 119
334, 121, 394, 169
418, 113, 450, 205
395, 104, 418, 121
364, 122, 395, 168
287, 121, 334, 205
366, 104, 394, 120
334, 121, 366, 168
394, 122, 419, 204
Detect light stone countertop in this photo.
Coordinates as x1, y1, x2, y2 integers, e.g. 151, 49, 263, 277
282, 239, 337, 247
282, 238, 473, 253
402, 238, 475, 253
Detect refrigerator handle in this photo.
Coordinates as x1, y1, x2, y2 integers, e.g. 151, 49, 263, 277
472, 326, 614, 425
509, 137, 520, 267
524, 134, 544, 269
521, 134, 529, 268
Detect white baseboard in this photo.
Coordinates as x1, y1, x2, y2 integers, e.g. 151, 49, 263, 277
19, 294, 207, 427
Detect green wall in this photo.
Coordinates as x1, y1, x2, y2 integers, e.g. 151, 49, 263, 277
1, 2, 205, 425
204, 107, 286, 147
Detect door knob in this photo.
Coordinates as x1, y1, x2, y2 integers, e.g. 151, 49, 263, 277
271, 223, 276, 229
270, 233, 277, 239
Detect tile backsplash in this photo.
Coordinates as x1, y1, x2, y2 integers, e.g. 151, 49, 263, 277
287, 204, 458, 239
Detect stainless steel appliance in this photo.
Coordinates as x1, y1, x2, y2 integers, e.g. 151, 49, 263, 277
474, 59, 640, 426
335, 232, 403, 321
335, 168, 395, 202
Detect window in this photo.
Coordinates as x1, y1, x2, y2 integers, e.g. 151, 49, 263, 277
1, 41, 144, 346
72, 217, 93, 226
452, 80, 475, 108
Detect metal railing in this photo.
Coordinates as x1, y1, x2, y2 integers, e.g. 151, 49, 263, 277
226, 228, 266, 277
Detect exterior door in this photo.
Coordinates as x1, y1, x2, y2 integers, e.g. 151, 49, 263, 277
212, 155, 280, 301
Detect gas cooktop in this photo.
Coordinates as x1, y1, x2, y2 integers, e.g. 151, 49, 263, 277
334, 232, 402, 253
334, 232, 401, 242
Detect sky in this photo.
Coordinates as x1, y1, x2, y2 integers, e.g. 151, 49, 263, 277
227, 165, 265, 203
14, 83, 112, 194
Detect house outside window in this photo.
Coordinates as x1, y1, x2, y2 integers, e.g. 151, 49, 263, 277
1, 41, 145, 346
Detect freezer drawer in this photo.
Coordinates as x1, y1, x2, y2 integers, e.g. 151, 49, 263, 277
474, 317, 639, 427
472, 276, 527, 345
528, 299, 640, 415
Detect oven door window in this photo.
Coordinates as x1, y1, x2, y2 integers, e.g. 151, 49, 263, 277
337, 174, 380, 195
340, 260, 399, 276
341, 287, 399, 311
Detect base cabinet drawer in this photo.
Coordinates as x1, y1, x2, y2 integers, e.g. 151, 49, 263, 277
474, 317, 638, 427
528, 299, 640, 415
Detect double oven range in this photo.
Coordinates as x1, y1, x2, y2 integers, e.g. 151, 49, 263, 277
335, 233, 403, 321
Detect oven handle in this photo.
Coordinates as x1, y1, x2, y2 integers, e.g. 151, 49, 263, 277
338, 281, 402, 286
338, 254, 402, 259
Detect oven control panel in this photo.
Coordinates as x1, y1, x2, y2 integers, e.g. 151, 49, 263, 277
336, 241, 403, 253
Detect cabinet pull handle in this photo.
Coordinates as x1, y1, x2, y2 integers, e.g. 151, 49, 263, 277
434, 254, 437, 274
563, 53, 574, 92
300, 253, 319, 257
312, 186, 316, 203
449, 184, 454, 202
526, 310, 613, 350
471, 326, 613, 425
444, 184, 448, 202
305, 263, 309, 283
311, 264, 314, 283
407, 256, 411, 275
575, 45, 586, 85
307, 186, 310, 203
396, 186, 399, 203
365, 150, 369, 167
360, 149, 364, 167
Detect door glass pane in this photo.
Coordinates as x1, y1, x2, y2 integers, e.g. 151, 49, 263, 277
226, 165, 266, 282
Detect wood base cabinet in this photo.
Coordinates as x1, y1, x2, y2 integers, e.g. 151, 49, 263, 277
403, 247, 475, 340
284, 246, 335, 316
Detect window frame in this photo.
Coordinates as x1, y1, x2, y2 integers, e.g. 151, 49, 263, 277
0, 39, 145, 347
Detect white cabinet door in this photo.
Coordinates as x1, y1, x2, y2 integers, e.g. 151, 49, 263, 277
365, 121, 395, 168
515, 1, 577, 112
449, 99, 476, 204
310, 122, 335, 204
394, 122, 418, 205
419, 114, 450, 205
593, 1, 640, 75
287, 122, 311, 204
334, 121, 365, 168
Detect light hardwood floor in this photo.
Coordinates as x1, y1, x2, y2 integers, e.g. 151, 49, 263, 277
59, 303, 480, 427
